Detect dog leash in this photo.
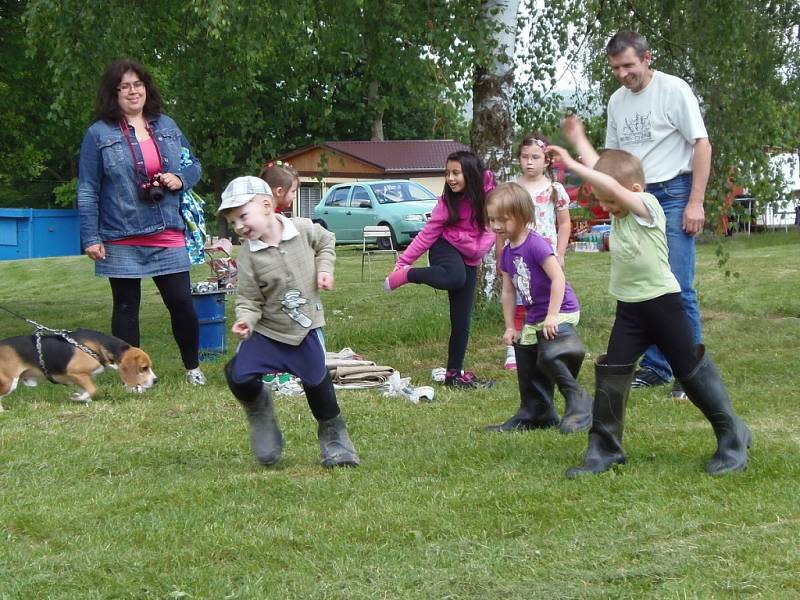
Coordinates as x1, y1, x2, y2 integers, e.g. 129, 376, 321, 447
0, 305, 105, 383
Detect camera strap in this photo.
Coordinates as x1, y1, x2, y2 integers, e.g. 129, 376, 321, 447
119, 118, 163, 183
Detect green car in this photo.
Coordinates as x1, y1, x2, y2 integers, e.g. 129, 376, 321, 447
312, 180, 438, 249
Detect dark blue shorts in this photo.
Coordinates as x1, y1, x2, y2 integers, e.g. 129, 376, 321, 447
229, 329, 327, 386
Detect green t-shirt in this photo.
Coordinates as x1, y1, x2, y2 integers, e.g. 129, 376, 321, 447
609, 192, 681, 302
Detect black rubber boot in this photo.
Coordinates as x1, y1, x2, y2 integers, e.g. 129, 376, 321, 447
317, 415, 360, 468
536, 326, 593, 434
679, 345, 752, 475
303, 374, 360, 467
485, 343, 560, 432
566, 357, 635, 478
225, 361, 283, 466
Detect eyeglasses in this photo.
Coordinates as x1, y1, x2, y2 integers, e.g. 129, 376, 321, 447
117, 81, 145, 93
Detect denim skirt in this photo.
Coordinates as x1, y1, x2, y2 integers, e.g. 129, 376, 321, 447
95, 244, 191, 278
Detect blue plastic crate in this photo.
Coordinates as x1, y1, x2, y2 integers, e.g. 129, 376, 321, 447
0, 208, 80, 260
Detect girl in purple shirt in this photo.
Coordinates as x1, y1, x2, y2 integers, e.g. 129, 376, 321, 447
485, 182, 592, 434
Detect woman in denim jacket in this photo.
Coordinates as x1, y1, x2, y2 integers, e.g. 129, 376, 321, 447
77, 59, 205, 385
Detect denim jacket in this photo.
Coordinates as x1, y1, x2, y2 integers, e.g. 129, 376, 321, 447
77, 113, 201, 247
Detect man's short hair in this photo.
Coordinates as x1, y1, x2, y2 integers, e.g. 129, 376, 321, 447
594, 150, 646, 188
606, 31, 649, 58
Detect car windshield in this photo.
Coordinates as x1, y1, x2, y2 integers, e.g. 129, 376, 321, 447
369, 182, 436, 204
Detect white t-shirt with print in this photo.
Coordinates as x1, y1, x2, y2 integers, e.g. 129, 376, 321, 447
515, 178, 569, 252
605, 70, 708, 184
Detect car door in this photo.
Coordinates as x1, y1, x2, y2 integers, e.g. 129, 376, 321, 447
347, 185, 378, 239
317, 185, 353, 242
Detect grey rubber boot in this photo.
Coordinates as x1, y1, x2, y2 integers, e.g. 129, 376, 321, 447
679, 345, 752, 475
485, 342, 560, 432
317, 415, 360, 468
224, 361, 283, 466
536, 326, 593, 434
566, 357, 635, 478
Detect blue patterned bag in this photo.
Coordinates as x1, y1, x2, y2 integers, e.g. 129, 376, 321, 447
178, 148, 207, 265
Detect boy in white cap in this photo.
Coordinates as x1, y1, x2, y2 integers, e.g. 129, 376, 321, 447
218, 176, 359, 468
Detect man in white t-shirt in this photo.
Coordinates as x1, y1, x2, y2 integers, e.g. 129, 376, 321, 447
567, 31, 711, 399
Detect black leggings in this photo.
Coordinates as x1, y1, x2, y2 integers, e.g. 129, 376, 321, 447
109, 272, 200, 369
606, 293, 699, 378
407, 238, 478, 372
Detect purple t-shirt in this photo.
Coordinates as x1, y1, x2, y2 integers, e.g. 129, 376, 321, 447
500, 230, 580, 324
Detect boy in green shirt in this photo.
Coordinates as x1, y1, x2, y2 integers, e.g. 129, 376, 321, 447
547, 139, 751, 477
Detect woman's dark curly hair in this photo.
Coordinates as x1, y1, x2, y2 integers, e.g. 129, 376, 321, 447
93, 59, 162, 123
441, 150, 489, 230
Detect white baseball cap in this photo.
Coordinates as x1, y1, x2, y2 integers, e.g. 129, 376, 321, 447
218, 176, 273, 213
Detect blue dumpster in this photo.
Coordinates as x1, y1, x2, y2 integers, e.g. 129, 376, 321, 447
0, 208, 81, 260
192, 290, 227, 360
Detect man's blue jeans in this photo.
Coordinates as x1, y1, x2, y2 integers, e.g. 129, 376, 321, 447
640, 173, 702, 382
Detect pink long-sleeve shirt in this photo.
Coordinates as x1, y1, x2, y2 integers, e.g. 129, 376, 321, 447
397, 172, 497, 267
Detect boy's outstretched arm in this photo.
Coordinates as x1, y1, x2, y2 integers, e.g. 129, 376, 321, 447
562, 116, 600, 167
547, 145, 650, 222
234, 248, 267, 333
312, 222, 336, 283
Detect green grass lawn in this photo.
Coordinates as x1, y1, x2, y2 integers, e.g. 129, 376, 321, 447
1, 231, 798, 599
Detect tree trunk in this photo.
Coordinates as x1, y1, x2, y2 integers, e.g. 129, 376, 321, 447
470, 0, 520, 302
368, 80, 385, 141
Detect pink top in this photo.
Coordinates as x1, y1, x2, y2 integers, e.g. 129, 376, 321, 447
139, 136, 161, 177
105, 135, 181, 247
397, 170, 497, 267
106, 229, 186, 247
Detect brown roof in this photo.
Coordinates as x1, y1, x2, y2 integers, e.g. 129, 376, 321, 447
282, 140, 470, 174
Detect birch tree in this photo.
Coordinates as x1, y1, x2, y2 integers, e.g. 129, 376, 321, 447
467, 0, 518, 301
470, 0, 520, 181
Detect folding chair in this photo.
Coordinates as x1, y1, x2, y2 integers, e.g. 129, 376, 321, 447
361, 225, 399, 281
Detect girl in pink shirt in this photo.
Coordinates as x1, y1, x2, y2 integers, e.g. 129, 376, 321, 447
385, 150, 497, 389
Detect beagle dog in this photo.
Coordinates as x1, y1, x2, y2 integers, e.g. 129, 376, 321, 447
0, 329, 156, 410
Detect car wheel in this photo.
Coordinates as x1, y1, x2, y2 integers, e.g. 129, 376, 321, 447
314, 219, 328, 230
377, 225, 397, 250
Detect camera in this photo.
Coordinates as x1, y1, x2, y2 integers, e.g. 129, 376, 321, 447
140, 174, 164, 202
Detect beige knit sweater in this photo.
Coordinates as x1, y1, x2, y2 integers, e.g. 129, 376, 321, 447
235, 216, 335, 345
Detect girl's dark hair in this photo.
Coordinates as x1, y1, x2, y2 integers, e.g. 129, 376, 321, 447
517, 132, 560, 207
94, 59, 163, 123
442, 150, 489, 230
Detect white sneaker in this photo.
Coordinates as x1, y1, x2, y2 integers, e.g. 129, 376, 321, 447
186, 368, 207, 386
402, 385, 434, 403
504, 345, 517, 370
275, 378, 304, 396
